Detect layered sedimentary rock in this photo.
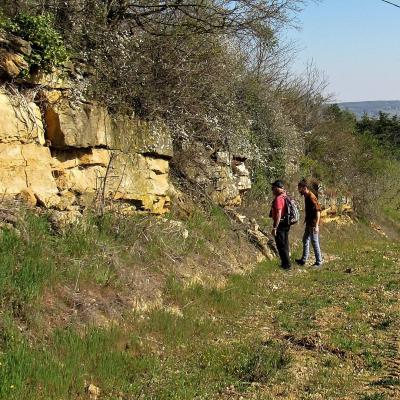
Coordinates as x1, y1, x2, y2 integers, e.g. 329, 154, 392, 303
180, 143, 252, 206
44, 101, 111, 148
44, 98, 172, 213
0, 32, 31, 79
0, 92, 45, 144
0, 88, 172, 214
0, 143, 58, 199
0, 91, 57, 205
111, 115, 173, 158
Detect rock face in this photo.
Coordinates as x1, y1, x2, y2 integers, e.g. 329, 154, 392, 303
111, 115, 173, 158
0, 50, 29, 78
0, 89, 173, 214
0, 143, 58, 200
0, 92, 45, 144
44, 101, 111, 148
0, 89, 57, 204
319, 189, 353, 218
180, 143, 252, 206
0, 32, 31, 79
108, 153, 170, 213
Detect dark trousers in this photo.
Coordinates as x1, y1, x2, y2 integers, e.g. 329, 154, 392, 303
275, 223, 291, 269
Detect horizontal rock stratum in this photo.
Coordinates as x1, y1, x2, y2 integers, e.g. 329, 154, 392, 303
0, 90, 173, 215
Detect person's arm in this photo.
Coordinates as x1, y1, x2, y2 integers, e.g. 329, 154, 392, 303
314, 211, 321, 233
313, 196, 322, 233
271, 209, 282, 236
271, 195, 285, 236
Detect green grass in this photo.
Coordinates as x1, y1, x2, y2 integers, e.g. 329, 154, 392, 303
0, 207, 235, 321
229, 341, 290, 385
0, 212, 399, 399
360, 394, 387, 400
0, 327, 291, 399
0, 215, 55, 316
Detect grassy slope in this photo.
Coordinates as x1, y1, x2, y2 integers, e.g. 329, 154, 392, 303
0, 213, 399, 399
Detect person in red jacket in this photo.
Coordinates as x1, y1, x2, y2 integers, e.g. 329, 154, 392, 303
270, 180, 291, 269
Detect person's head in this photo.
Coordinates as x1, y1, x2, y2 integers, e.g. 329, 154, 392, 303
298, 180, 309, 196
271, 180, 285, 196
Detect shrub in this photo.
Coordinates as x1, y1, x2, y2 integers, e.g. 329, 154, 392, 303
1, 13, 68, 74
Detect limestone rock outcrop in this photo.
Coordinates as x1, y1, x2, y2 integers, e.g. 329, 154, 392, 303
111, 115, 173, 157
44, 100, 111, 148
0, 88, 173, 214
0, 143, 58, 201
180, 143, 252, 206
0, 32, 31, 79
109, 153, 170, 213
0, 92, 45, 144
0, 89, 58, 206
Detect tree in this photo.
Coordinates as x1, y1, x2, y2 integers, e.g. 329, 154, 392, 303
1, 1, 306, 37
357, 112, 400, 149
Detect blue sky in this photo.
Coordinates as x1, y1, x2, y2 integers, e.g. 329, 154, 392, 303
286, 0, 400, 102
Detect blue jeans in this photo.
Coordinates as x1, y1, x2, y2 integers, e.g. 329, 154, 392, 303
301, 226, 322, 264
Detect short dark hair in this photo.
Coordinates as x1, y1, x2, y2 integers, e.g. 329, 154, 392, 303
298, 179, 308, 188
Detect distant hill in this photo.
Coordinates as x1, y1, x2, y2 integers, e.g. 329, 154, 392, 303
338, 100, 400, 119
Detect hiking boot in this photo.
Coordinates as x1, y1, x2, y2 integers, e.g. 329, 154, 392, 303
295, 259, 305, 266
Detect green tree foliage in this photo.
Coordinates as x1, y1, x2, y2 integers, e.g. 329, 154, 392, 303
301, 105, 358, 189
302, 105, 400, 216
0, 12, 68, 73
356, 112, 400, 151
